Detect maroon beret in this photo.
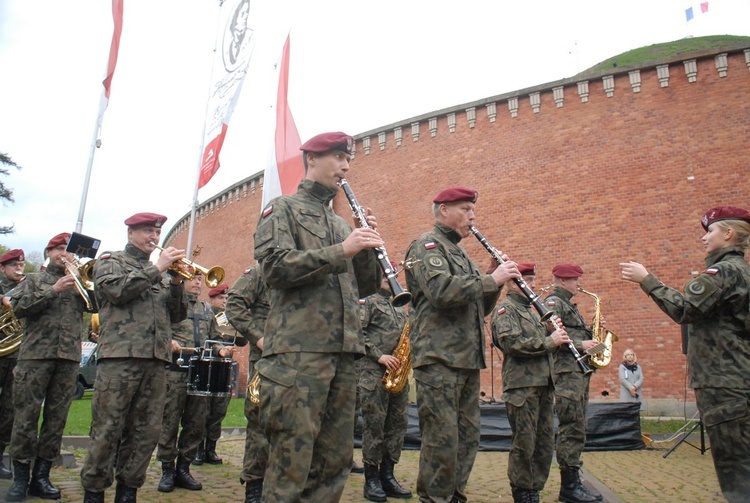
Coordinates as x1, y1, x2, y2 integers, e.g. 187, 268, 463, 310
300, 132, 354, 155
46, 233, 71, 251
701, 206, 750, 231
518, 262, 536, 276
552, 263, 584, 278
124, 212, 168, 228
433, 187, 478, 204
208, 284, 230, 297
0, 249, 25, 265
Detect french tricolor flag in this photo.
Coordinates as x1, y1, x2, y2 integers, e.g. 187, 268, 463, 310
262, 34, 304, 208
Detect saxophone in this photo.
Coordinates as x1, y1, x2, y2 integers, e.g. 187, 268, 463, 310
382, 320, 411, 393
248, 370, 260, 406
577, 287, 619, 368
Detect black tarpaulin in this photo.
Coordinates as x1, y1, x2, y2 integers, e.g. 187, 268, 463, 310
355, 402, 645, 452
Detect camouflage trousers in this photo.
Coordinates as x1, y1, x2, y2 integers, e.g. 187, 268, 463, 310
157, 370, 208, 463
0, 355, 17, 447
553, 371, 590, 469
504, 385, 555, 491
80, 358, 167, 491
358, 366, 408, 465
205, 393, 231, 442
695, 387, 750, 503
10, 359, 77, 462
240, 392, 268, 483
256, 352, 357, 503
414, 363, 480, 503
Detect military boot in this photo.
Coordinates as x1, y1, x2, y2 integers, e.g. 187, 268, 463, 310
5, 459, 30, 502
114, 484, 137, 503
157, 461, 176, 493
529, 490, 541, 503
379, 457, 412, 498
28, 458, 61, 499
351, 460, 364, 474
83, 491, 105, 503
244, 479, 263, 503
193, 440, 204, 465
363, 463, 387, 502
511, 486, 534, 503
174, 457, 202, 491
559, 467, 600, 503
203, 439, 222, 465
0, 445, 12, 479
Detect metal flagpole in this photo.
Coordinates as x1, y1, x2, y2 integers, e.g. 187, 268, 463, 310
75, 99, 106, 234
185, 1, 226, 259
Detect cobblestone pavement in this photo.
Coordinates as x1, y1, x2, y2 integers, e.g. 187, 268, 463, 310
0, 432, 723, 502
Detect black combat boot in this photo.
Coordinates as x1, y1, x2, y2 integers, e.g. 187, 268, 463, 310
203, 439, 222, 465
379, 457, 412, 498
528, 490, 540, 503
83, 490, 105, 503
157, 461, 176, 493
0, 445, 12, 479
244, 479, 263, 503
28, 458, 61, 499
351, 460, 364, 474
174, 457, 202, 491
193, 440, 204, 465
559, 467, 600, 503
5, 459, 30, 502
363, 463, 387, 502
114, 484, 137, 503
511, 486, 534, 503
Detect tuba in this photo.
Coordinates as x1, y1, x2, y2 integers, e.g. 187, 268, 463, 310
0, 305, 23, 357
577, 287, 619, 368
382, 320, 412, 393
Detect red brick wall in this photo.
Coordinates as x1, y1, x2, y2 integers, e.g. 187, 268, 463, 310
166, 49, 750, 412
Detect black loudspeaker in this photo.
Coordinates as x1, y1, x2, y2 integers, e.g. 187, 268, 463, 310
681, 324, 690, 355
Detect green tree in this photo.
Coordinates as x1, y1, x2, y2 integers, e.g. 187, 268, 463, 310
1, 152, 22, 235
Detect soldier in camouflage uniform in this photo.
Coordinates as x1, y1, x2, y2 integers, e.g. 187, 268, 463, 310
156, 271, 227, 493
621, 205, 750, 503
225, 264, 269, 503
490, 263, 570, 503
544, 263, 603, 503
7, 234, 85, 501
358, 269, 413, 502
403, 187, 520, 503
0, 248, 25, 480
196, 283, 238, 466
80, 213, 188, 503
254, 131, 381, 502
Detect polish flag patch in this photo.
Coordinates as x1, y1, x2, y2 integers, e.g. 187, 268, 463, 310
546, 300, 556, 306
704, 268, 719, 275
424, 242, 436, 250
262, 205, 273, 217
496, 307, 506, 315
359, 299, 366, 305
100, 252, 111, 259
244, 267, 252, 274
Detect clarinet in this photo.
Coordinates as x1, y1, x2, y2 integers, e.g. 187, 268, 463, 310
338, 179, 412, 307
468, 225, 593, 375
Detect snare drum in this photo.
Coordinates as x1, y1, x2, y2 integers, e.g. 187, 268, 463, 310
186, 356, 233, 397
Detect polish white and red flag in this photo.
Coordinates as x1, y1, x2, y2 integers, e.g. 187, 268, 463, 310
96, 0, 124, 130
198, 0, 256, 189
262, 34, 304, 208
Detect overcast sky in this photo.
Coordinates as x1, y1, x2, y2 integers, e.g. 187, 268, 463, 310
1, 0, 749, 260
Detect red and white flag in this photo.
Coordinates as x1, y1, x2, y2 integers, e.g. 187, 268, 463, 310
262, 34, 304, 208
198, 0, 256, 189
96, 0, 124, 129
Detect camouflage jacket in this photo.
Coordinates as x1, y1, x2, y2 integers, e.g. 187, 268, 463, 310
11, 263, 85, 362
254, 180, 380, 356
170, 295, 221, 366
93, 244, 187, 362
404, 222, 502, 370
359, 289, 408, 372
491, 292, 556, 391
544, 287, 592, 375
640, 246, 750, 390
225, 264, 269, 363
1, 275, 21, 296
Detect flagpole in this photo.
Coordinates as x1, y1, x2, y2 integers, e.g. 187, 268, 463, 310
185, 1, 225, 259
75, 99, 105, 234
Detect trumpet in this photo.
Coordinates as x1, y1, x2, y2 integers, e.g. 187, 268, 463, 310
338, 178, 412, 307
150, 242, 225, 288
468, 225, 594, 375
62, 256, 97, 312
